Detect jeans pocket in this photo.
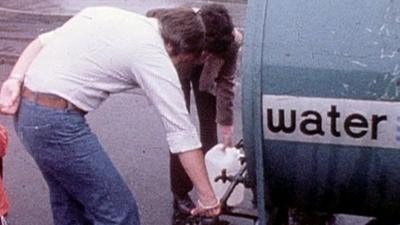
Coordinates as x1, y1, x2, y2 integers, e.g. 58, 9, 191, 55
19, 124, 53, 155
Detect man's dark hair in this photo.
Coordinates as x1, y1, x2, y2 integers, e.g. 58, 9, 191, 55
149, 7, 205, 57
199, 4, 234, 55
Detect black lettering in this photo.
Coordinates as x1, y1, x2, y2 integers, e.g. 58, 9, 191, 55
300, 110, 325, 135
327, 105, 341, 137
371, 115, 387, 140
344, 114, 368, 138
267, 109, 296, 133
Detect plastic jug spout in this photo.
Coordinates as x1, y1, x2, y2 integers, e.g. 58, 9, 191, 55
205, 144, 245, 206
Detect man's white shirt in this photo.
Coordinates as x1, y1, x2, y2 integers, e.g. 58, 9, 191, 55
25, 6, 201, 153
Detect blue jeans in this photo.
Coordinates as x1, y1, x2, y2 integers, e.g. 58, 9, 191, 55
15, 99, 140, 225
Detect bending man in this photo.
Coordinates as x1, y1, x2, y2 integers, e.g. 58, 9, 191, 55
0, 6, 220, 225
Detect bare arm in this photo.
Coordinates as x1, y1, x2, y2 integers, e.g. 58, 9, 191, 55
10, 38, 43, 82
0, 38, 43, 114
132, 49, 221, 216
178, 149, 220, 216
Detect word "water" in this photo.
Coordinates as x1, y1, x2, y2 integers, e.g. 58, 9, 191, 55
262, 95, 400, 149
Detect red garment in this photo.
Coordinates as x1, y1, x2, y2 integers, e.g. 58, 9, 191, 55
0, 125, 6, 157
0, 125, 9, 216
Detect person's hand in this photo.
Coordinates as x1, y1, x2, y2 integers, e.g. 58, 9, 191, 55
0, 78, 22, 115
219, 124, 234, 149
191, 198, 221, 217
233, 28, 243, 44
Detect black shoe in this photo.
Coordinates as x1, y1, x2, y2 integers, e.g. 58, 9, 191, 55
172, 194, 195, 225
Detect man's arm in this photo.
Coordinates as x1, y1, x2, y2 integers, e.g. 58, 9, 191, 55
131, 51, 220, 216
9, 37, 43, 82
0, 38, 44, 114
214, 33, 242, 148
178, 149, 220, 216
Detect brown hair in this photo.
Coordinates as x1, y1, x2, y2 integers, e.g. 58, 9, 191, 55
199, 4, 234, 56
149, 7, 205, 56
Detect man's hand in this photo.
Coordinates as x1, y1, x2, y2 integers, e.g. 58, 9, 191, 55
219, 124, 234, 148
0, 78, 22, 115
0, 37, 44, 115
191, 198, 221, 217
177, 149, 222, 218
233, 28, 243, 44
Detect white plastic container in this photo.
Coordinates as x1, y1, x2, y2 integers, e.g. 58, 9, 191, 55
205, 144, 245, 206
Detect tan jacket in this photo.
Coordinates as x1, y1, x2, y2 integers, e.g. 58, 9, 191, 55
176, 31, 242, 126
